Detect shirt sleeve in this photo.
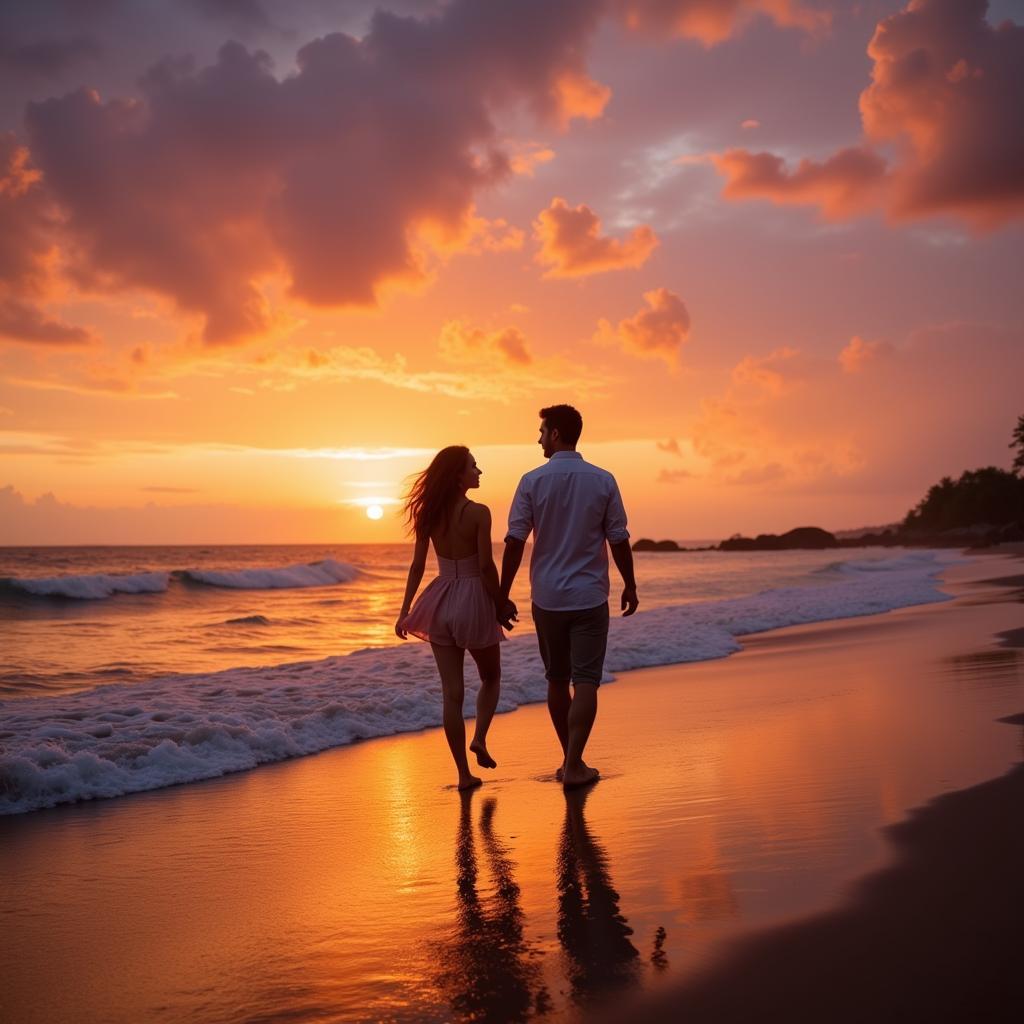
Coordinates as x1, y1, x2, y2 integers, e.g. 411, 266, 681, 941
505, 476, 533, 542
603, 477, 630, 544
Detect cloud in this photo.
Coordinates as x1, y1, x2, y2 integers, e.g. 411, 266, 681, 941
859, 0, 1024, 227
0, 133, 95, 345
16, 1, 608, 344
687, 322, 1024, 495
712, 146, 888, 220
838, 335, 894, 374
657, 437, 682, 455
267, 337, 603, 404
614, 0, 831, 46
741, 118, 760, 129
598, 288, 690, 364
0, 33, 101, 78
711, 0, 1024, 230
508, 141, 556, 176
0, 297, 93, 345
534, 197, 658, 277
657, 467, 694, 483
438, 320, 533, 366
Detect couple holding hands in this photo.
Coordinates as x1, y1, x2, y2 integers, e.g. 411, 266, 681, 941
395, 404, 638, 791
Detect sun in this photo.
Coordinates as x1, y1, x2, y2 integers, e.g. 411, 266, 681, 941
366, 504, 384, 521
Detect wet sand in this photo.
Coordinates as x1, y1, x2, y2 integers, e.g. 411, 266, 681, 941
630, 717, 1024, 1023
1, 553, 1022, 1023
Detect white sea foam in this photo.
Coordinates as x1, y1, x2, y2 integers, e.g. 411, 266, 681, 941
182, 559, 359, 589
0, 551, 958, 815
3, 572, 170, 600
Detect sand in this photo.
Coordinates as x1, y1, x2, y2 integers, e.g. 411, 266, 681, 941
1, 552, 1022, 1023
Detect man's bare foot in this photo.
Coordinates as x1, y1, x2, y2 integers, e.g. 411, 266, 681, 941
458, 774, 483, 791
562, 764, 599, 790
469, 740, 497, 769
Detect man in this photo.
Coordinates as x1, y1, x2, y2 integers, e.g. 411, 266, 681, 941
499, 404, 638, 790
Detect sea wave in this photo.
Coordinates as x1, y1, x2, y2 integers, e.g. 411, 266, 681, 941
0, 572, 170, 600
0, 550, 956, 815
179, 559, 360, 589
0, 559, 360, 602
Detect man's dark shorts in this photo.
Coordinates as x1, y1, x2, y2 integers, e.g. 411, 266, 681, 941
532, 602, 609, 687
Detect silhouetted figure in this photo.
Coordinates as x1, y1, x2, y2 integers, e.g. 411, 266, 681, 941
556, 787, 641, 1006
433, 792, 549, 1022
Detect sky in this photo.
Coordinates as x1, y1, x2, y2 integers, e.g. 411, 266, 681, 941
1, 0, 1022, 545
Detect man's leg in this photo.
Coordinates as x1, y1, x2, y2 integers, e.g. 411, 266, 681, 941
562, 683, 599, 787
561, 603, 609, 789
534, 604, 572, 776
548, 677, 572, 767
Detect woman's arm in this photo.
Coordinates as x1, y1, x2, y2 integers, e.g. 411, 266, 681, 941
395, 532, 430, 638
474, 504, 502, 606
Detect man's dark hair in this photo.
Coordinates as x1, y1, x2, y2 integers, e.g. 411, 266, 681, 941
540, 404, 583, 446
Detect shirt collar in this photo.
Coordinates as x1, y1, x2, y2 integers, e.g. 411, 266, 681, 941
549, 450, 583, 460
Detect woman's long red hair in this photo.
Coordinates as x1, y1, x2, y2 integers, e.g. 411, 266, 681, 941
403, 445, 469, 539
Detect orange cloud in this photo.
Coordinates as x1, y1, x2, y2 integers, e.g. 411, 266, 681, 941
598, 287, 690, 364
534, 197, 659, 277
712, 0, 1024, 230
0, 133, 93, 345
713, 147, 888, 220
838, 336, 894, 374
15, 2, 607, 345
615, 0, 830, 46
438, 320, 533, 367
688, 322, 1024, 495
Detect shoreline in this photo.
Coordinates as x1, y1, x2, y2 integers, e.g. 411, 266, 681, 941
1, 552, 1022, 1022
1, 546, 974, 816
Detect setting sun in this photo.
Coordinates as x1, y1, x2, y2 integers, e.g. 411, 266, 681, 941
366, 505, 384, 521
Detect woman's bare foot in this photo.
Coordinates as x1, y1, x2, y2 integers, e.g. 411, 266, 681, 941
555, 763, 565, 782
561, 764, 599, 790
469, 739, 497, 769
458, 773, 483, 791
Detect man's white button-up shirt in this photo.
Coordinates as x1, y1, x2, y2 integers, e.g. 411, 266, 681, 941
505, 451, 630, 611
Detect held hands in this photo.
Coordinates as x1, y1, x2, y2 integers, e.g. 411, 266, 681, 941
620, 586, 639, 617
497, 597, 518, 631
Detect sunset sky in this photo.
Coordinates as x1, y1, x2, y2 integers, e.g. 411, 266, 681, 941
1, 0, 1021, 545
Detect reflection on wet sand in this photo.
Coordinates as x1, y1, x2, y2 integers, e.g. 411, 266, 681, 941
434, 792, 549, 1022
557, 787, 643, 1007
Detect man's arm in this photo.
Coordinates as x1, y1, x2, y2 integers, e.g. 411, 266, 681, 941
498, 477, 532, 629
604, 478, 637, 616
500, 538, 525, 600
609, 539, 638, 616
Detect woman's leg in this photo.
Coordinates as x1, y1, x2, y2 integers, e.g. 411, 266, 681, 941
431, 642, 481, 789
467, 644, 501, 769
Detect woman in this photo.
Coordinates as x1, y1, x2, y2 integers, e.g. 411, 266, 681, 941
395, 446, 504, 790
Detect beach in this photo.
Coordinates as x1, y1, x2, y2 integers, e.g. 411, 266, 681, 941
1, 551, 1022, 1023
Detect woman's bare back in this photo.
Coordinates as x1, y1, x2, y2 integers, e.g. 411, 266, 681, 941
431, 499, 484, 560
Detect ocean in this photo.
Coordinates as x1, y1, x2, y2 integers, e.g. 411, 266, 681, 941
0, 543, 963, 814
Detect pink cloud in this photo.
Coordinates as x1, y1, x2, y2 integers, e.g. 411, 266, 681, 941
838, 335, 894, 374
614, 0, 830, 46
599, 287, 690, 364
18, 1, 608, 344
712, 0, 1024, 230
713, 146, 888, 220
534, 197, 658, 277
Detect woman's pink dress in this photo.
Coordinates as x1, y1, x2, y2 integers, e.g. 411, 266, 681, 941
402, 554, 504, 650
